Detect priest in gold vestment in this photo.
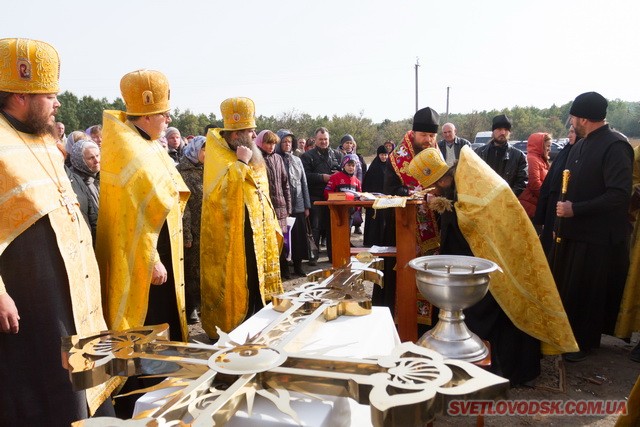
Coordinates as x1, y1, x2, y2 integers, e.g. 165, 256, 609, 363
0, 38, 116, 426
408, 147, 578, 385
200, 97, 283, 339
96, 70, 190, 343
616, 144, 640, 362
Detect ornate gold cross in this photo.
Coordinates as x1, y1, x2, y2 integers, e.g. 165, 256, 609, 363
63, 257, 508, 426
59, 189, 76, 220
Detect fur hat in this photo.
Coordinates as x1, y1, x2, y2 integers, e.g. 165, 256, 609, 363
492, 114, 512, 131
569, 92, 608, 121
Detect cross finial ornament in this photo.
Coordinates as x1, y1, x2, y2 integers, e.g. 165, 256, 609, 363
63, 256, 508, 426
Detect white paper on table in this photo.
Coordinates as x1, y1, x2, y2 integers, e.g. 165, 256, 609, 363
134, 307, 399, 427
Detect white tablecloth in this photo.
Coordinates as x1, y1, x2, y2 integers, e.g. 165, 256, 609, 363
134, 306, 400, 426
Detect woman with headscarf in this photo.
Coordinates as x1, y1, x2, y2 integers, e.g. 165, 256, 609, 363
177, 135, 206, 324
363, 145, 389, 246
67, 139, 100, 242
256, 130, 291, 279
276, 129, 311, 277
64, 130, 88, 166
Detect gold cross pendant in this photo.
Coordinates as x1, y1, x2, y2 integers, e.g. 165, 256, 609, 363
59, 190, 76, 221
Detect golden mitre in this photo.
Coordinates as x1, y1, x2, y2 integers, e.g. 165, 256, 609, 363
408, 148, 450, 188
120, 69, 170, 116
220, 97, 256, 131
0, 38, 59, 94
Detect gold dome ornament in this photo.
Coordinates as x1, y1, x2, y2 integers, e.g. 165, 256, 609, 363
0, 38, 60, 93
120, 69, 170, 116
408, 148, 450, 188
220, 97, 256, 131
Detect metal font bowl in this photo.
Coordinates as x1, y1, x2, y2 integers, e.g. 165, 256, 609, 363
408, 255, 502, 361
408, 255, 499, 311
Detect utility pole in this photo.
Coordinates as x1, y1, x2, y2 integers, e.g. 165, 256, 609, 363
446, 86, 450, 122
415, 58, 420, 112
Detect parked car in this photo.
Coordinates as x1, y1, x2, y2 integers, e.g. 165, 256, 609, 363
509, 140, 563, 161
473, 131, 492, 146
511, 140, 527, 153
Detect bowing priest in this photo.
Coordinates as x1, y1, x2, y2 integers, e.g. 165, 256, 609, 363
407, 147, 578, 385
96, 70, 190, 342
0, 38, 117, 426
200, 97, 283, 339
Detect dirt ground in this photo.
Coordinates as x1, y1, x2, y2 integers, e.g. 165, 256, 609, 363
188, 232, 640, 426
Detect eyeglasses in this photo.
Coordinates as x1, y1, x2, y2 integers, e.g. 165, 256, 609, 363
158, 111, 171, 119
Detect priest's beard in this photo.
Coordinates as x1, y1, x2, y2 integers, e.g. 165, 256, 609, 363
434, 170, 457, 200
25, 102, 57, 138
228, 133, 265, 167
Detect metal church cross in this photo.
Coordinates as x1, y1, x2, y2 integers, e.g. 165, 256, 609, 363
63, 256, 509, 426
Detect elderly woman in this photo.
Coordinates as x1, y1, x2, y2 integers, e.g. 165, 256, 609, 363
277, 129, 312, 276
67, 139, 100, 241
177, 136, 206, 324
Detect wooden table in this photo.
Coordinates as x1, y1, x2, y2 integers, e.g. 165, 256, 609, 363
315, 200, 423, 342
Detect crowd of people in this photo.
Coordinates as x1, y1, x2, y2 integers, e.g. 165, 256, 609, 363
1, 37, 639, 426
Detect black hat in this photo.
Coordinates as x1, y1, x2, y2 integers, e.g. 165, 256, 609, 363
340, 134, 355, 145
492, 114, 512, 131
413, 107, 440, 133
376, 145, 387, 155
569, 91, 608, 121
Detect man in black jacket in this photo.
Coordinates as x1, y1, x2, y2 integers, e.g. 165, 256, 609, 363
301, 127, 342, 263
474, 114, 527, 196
554, 92, 634, 362
438, 122, 470, 167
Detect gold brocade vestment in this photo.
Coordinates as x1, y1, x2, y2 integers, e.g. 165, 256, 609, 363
0, 114, 118, 413
615, 145, 640, 338
200, 129, 283, 338
455, 146, 578, 355
96, 110, 190, 340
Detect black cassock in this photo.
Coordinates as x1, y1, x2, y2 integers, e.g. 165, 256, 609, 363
0, 217, 88, 426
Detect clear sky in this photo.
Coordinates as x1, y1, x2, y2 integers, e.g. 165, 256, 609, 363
4, 0, 639, 122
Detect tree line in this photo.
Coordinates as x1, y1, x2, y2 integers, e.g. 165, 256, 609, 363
56, 90, 640, 155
